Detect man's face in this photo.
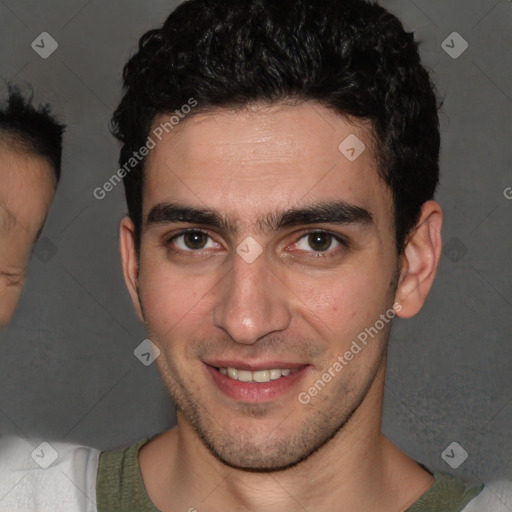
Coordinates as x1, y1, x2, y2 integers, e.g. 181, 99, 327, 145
0, 143, 55, 327
127, 103, 401, 470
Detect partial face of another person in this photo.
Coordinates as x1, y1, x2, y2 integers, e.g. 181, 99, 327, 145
0, 142, 56, 327
121, 102, 436, 471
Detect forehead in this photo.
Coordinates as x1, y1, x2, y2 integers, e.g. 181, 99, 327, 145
0, 144, 55, 237
143, 102, 392, 228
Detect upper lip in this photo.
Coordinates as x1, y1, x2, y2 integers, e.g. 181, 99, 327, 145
204, 360, 309, 371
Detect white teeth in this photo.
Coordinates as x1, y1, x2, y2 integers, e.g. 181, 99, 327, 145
237, 370, 253, 382
269, 369, 282, 380
219, 367, 298, 383
253, 370, 270, 382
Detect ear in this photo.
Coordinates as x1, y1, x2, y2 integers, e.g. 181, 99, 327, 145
120, 216, 144, 322
395, 200, 443, 319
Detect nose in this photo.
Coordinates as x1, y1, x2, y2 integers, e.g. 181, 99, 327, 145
212, 250, 292, 345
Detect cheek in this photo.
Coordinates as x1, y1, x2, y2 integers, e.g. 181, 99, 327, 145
290, 262, 393, 338
137, 261, 215, 334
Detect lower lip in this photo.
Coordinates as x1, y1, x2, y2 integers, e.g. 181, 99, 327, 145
204, 364, 310, 403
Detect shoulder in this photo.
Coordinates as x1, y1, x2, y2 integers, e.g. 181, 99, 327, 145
96, 437, 157, 512
0, 435, 100, 512
462, 479, 512, 512
407, 471, 483, 511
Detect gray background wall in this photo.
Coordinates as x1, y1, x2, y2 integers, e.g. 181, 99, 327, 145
0, 0, 510, 486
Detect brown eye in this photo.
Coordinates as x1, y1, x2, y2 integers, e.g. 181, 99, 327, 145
307, 232, 334, 251
294, 231, 344, 254
169, 230, 217, 252
183, 232, 208, 249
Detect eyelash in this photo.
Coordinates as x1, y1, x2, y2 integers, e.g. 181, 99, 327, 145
164, 228, 349, 257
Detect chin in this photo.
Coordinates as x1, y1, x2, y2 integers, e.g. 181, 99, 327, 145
207, 442, 309, 473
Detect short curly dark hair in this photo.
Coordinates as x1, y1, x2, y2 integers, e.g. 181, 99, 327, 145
112, 0, 441, 254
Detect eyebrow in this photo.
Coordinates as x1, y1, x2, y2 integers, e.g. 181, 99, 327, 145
145, 200, 373, 234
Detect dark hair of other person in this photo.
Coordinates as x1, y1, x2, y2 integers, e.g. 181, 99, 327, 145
0, 84, 64, 185
111, 0, 441, 255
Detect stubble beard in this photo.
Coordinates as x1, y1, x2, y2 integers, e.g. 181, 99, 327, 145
153, 343, 388, 473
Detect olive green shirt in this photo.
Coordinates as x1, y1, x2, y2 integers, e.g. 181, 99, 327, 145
96, 438, 483, 512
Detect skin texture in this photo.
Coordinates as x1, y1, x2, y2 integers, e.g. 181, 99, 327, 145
120, 102, 443, 511
0, 142, 55, 327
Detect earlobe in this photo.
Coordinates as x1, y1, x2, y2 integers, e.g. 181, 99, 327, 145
119, 216, 144, 322
395, 201, 443, 319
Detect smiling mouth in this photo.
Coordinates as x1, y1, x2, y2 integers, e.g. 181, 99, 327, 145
214, 366, 301, 383
204, 363, 310, 403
